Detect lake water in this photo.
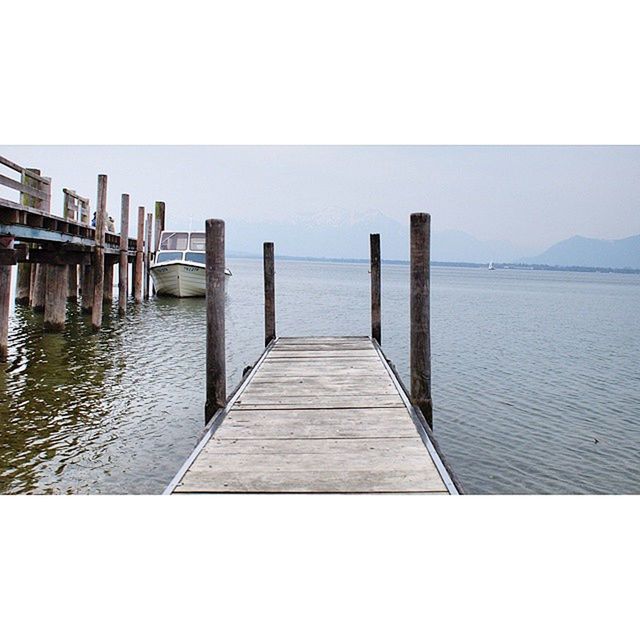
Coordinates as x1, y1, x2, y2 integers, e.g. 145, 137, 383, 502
1, 260, 638, 494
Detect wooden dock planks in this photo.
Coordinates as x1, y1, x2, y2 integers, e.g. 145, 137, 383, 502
170, 336, 455, 494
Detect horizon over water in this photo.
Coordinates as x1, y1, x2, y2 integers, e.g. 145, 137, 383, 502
1, 260, 638, 494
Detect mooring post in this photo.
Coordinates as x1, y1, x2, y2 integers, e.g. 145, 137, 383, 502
144, 212, 152, 299
410, 212, 433, 428
118, 194, 129, 315
44, 264, 68, 332
154, 201, 165, 253
91, 175, 108, 331
134, 206, 144, 303
0, 236, 14, 362
370, 233, 381, 344
205, 219, 226, 423
263, 242, 276, 347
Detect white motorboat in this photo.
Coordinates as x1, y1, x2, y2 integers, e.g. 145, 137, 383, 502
150, 230, 231, 297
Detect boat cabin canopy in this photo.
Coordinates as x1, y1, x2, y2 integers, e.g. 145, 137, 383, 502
156, 231, 207, 265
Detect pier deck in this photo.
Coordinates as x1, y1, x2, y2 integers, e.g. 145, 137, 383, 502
168, 336, 457, 494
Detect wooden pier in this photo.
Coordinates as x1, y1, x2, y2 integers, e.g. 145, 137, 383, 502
167, 336, 458, 493
0, 154, 166, 359
166, 217, 461, 494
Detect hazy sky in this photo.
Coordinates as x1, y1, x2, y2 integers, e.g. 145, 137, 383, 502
2, 146, 639, 253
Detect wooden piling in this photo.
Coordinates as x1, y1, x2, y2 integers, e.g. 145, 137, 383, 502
30, 264, 47, 312
15, 258, 31, 306
118, 194, 129, 315
410, 213, 433, 428
263, 242, 276, 347
44, 264, 68, 332
154, 201, 165, 252
16, 171, 38, 305
91, 175, 107, 331
0, 236, 14, 361
134, 206, 144, 303
205, 219, 226, 423
81, 265, 93, 314
370, 233, 381, 344
63, 191, 78, 300
144, 212, 152, 299
103, 262, 114, 303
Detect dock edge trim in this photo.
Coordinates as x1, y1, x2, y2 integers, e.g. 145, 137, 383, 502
162, 338, 279, 495
372, 339, 462, 495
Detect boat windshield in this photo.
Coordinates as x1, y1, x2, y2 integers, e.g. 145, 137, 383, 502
160, 232, 188, 251
190, 233, 206, 251
156, 251, 183, 263
185, 252, 206, 265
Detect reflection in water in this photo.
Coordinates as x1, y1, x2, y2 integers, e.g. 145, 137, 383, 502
1, 259, 639, 494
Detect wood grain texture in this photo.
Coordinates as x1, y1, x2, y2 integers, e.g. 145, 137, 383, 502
263, 241, 275, 346
410, 212, 433, 427
173, 336, 450, 494
118, 194, 129, 315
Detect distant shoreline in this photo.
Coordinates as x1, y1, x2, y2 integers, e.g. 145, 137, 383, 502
227, 252, 640, 275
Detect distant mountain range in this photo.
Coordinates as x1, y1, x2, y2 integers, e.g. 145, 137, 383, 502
225, 212, 640, 269
523, 234, 640, 269
226, 212, 531, 263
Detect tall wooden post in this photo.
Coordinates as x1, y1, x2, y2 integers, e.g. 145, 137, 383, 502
154, 201, 165, 252
370, 233, 381, 344
134, 206, 144, 303
410, 213, 433, 428
16, 171, 38, 305
63, 190, 77, 300
91, 175, 107, 331
118, 194, 129, 315
205, 219, 226, 423
263, 242, 276, 347
44, 264, 68, 332
144, 212, 152, 299
0, 236, 14, 361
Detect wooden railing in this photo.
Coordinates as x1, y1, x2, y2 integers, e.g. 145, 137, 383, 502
0, 155, 52, 213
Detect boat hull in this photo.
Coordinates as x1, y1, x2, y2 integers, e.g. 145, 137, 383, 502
150, 262, 206, 297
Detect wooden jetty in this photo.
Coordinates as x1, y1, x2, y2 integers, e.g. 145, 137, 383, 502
0, 154, 166, 360
166, 217, 462, 494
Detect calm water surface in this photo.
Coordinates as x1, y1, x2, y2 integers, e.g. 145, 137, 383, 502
1, 260, 638, 494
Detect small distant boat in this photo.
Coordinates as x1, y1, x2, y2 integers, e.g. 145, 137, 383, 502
150, 230, 231, 297
488, 261, 495, 270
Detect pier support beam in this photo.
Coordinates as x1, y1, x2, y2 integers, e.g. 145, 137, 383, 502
263, 242, 276, 347
118, 194, 129, 315
30, 264, 47, 312
410, 213, 433, 428
16, 258, 32, 305
91, 175, 107, 331
144, 212, 152, 299
205, 219, 226, 423
370, 233, 381, 344
81, 265, 93, 314
103, 262, 114, 303
0, 236, 14, 362
134, 206, 144, 303
68, 265, 78, 300
44, 264, 68, 332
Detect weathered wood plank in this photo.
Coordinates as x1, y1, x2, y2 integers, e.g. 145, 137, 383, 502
170, 336, 452, 494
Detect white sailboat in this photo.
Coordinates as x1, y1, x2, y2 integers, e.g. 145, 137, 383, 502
488, 261, 495, 270
150, 230, 231, 297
